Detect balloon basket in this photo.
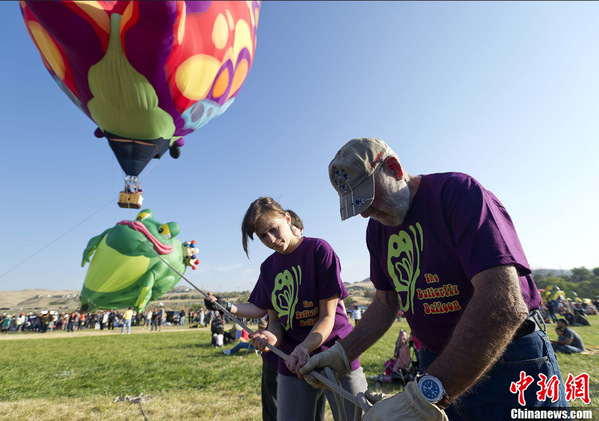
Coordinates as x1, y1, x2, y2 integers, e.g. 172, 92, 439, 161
118, 191, 144, 209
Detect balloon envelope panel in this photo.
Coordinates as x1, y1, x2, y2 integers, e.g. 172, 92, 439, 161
21, 1, 260, 176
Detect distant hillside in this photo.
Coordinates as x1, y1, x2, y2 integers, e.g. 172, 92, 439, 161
0, 289, 80, 312
344, 278, 372, 289
532, 268, 572, 277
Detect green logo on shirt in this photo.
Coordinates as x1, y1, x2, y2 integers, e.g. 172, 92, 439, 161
272, 265, 302, 331
387, 223, 423, 314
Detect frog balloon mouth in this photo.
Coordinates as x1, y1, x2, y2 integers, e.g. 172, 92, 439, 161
117, 220, 174, 255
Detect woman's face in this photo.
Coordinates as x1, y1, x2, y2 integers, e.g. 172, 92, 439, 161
255, 213, 300, 255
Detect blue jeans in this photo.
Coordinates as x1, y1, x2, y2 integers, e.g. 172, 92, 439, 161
228, 342, 255, 354
419, 331, 569, 421
121, 319, 131, 334
277, 366, 367, 421
552, 344, 583, 354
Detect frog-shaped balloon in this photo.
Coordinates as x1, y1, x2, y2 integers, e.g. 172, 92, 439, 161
80, 209, 197, 312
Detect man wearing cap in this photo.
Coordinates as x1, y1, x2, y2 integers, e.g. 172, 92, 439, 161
300, 138, 568, 420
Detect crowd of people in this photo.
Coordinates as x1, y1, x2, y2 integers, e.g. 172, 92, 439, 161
540, 296, 596, 327
537, 297, 593, 355
0, 305, 198, 334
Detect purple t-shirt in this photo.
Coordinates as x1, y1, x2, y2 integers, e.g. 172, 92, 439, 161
249, 237, 359, 376
367, 172, 541, 354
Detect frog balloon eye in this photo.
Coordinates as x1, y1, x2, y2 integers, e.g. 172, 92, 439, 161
135, 210, 153, 221
158, 224, 172, 239
158, 222, 180, 239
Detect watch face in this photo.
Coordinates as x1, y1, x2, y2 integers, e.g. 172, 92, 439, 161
420, 378, 441, 401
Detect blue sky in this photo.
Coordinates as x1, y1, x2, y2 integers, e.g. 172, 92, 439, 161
1, 1, 598, 294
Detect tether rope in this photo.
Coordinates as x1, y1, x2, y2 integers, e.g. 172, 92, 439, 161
0, 198, 115, 281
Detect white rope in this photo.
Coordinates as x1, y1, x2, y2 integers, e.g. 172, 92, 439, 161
0, 198, 115, 280
114, 393, 152, 420
324, 366, 348, 421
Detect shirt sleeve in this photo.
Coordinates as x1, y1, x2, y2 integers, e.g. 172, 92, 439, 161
445, 177, 531, 280
248, 262, 273, 310
314, 240, 348, 300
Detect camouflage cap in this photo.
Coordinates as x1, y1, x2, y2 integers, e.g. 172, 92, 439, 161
328, 138, 387, 220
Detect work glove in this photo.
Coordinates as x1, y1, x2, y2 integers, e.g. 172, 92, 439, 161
204, 295, 231, 313
299, 342, 351, 388
362, 380, 448, 421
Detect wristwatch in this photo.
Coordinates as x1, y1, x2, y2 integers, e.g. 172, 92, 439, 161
417, 374, 451, 409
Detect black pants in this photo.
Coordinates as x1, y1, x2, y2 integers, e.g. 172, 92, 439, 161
261, 357, 278, 421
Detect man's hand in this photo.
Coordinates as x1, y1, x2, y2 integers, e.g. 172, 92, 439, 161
299, 342, 351, 388
362, 380, 448, 421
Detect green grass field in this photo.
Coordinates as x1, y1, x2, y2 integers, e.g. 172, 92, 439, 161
0, 316, 597, 420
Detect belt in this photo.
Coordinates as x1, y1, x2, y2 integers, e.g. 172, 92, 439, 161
513, 310, 545, 341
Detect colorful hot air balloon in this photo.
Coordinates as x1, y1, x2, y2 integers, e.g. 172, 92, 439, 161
80, 209, 199, 312
20, 1, 260, 207
543, 284, 561, 302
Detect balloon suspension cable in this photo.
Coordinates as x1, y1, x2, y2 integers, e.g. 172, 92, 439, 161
0, 198, 115, 281
137, 158, 160, 184
130, 224, 364, 415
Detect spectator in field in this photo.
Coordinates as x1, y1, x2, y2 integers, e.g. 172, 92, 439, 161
144, 309, 152, 329
78, 312, 85, 330
72, 311, 81, 331
15, 313, 25, 332
547, 299, 558, 323
223, 329, 256, 355
66, 312, 75, 332
101, 311, 108, 330
179, 309, 186, 326
1, 315, 11, 333
107, 310, 116, 330
134, 311, 142, 327
205, 310, 213, 327
158, 304, 165, 332
151, 308, 159, 331
198, 308, 205, 327
211, 313, 225, 347
352, 306, 362, 326
121, 307, 134, 334
551, 319, 585, 354
39, 312, 50, 333
224, 323, 243, 345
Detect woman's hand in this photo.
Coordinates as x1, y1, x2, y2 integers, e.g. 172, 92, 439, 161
286, 344, 310, 376
250, 329, 278, 351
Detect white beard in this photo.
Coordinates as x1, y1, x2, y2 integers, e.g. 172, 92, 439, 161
373, 176, 411, 226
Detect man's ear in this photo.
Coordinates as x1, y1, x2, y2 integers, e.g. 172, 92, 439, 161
384, 157, 403, 179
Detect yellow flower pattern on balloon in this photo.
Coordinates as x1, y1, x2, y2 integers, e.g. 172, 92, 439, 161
272, 266, 302, 331
387, 223, 423, 314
